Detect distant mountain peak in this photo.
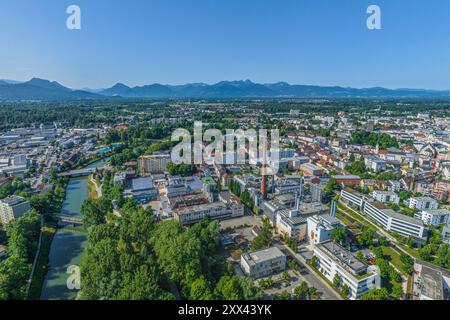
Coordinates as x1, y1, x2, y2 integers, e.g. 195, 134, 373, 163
2, 77, 450, 101
111, 82, 130, 89
26, 78, 71, 92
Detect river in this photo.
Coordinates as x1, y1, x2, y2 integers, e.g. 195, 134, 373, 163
40, 159, 106, 300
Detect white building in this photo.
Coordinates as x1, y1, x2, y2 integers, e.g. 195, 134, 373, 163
340, 188, 366, 209
0, 196, 31, 225
363, 200, 425, 239
174, 201, 244, 226
313, 241, 381, 300
240, 246, 286, 278
307, 214, 342, 245
443, 165, 450, 181
372, 190, 400, 205
419, 209, 450, 226
310, 183, 324, 203
341, 189, 426, 239
408, 197, 439, 211
364, 156, 387, 172
442, 225, 450, 244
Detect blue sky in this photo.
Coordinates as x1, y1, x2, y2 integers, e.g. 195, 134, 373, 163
1, 0, 450, 89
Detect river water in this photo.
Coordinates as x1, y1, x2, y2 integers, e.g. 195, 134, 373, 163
40, 159, 107, 300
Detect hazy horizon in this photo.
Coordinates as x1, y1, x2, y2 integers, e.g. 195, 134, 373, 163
2, 0, 450, 90
3, 77, 450, 92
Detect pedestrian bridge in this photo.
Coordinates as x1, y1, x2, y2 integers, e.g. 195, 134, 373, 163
58, 215, 83, 226
58, 168, 96, 177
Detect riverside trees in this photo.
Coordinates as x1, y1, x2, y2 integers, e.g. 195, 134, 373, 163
0, 209, 41, 300
78, 200, 261, 300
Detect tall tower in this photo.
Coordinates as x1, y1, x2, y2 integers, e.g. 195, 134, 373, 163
261, 146, 268, 199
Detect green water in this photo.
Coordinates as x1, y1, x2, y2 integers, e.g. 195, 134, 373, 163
40, 158, 103, 300
39, 229, 87, 300
40, 158, 108, 300
59, 178, 88, 218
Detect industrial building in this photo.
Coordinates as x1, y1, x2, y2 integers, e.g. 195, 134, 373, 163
240, 246, 286, 278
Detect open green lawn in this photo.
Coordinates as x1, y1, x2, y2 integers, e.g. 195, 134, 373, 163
336, 212, 364, 234
381, 246, 407, 275
396, 243, 420, 259
337, 203, 373, 229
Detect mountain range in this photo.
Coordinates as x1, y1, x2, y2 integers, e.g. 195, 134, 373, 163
1, 78, 450, 100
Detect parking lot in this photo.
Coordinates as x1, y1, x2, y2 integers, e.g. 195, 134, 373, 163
219, 215, 262, 231
261, 269, 309, 298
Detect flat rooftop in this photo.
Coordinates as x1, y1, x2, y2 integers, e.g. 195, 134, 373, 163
342, 188, 365, 198
201, 176, 216, 185
420, 265, 444, 300
174, 201, 226, 215
411, 196, 437, 202
243, 246, 285, 266
424, 209, 450, 216
373, 190, 397, 196
301, 163, 323, 170
0, 195, 27, 206
317, 240, 367, 275
277, 209, 307, 226
131, 177, 155, 192
381, 208, 424, 226
333, 175, 361, 180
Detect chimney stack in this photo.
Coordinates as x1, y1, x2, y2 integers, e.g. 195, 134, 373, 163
261, 146, 267, 199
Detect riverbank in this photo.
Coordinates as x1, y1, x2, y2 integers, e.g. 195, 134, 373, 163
87, 174, 101, 199
39, 177, 89, 300
27, 224, 57, 300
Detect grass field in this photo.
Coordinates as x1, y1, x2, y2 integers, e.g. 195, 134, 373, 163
381, 246, 407, 275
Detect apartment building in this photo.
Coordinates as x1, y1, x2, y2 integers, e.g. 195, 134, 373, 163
364, 155, 387, 172
408, 197, 439, 211
138, 154, 170, 176
240, 246, 286, 278
372, 190, 400, 204
0, 196, 31, 225
419, 209, 450, 226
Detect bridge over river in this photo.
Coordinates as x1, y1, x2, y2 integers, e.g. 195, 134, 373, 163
58, 165, 107, 178
58, 168, 96, 177
58, 215, 83, 226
